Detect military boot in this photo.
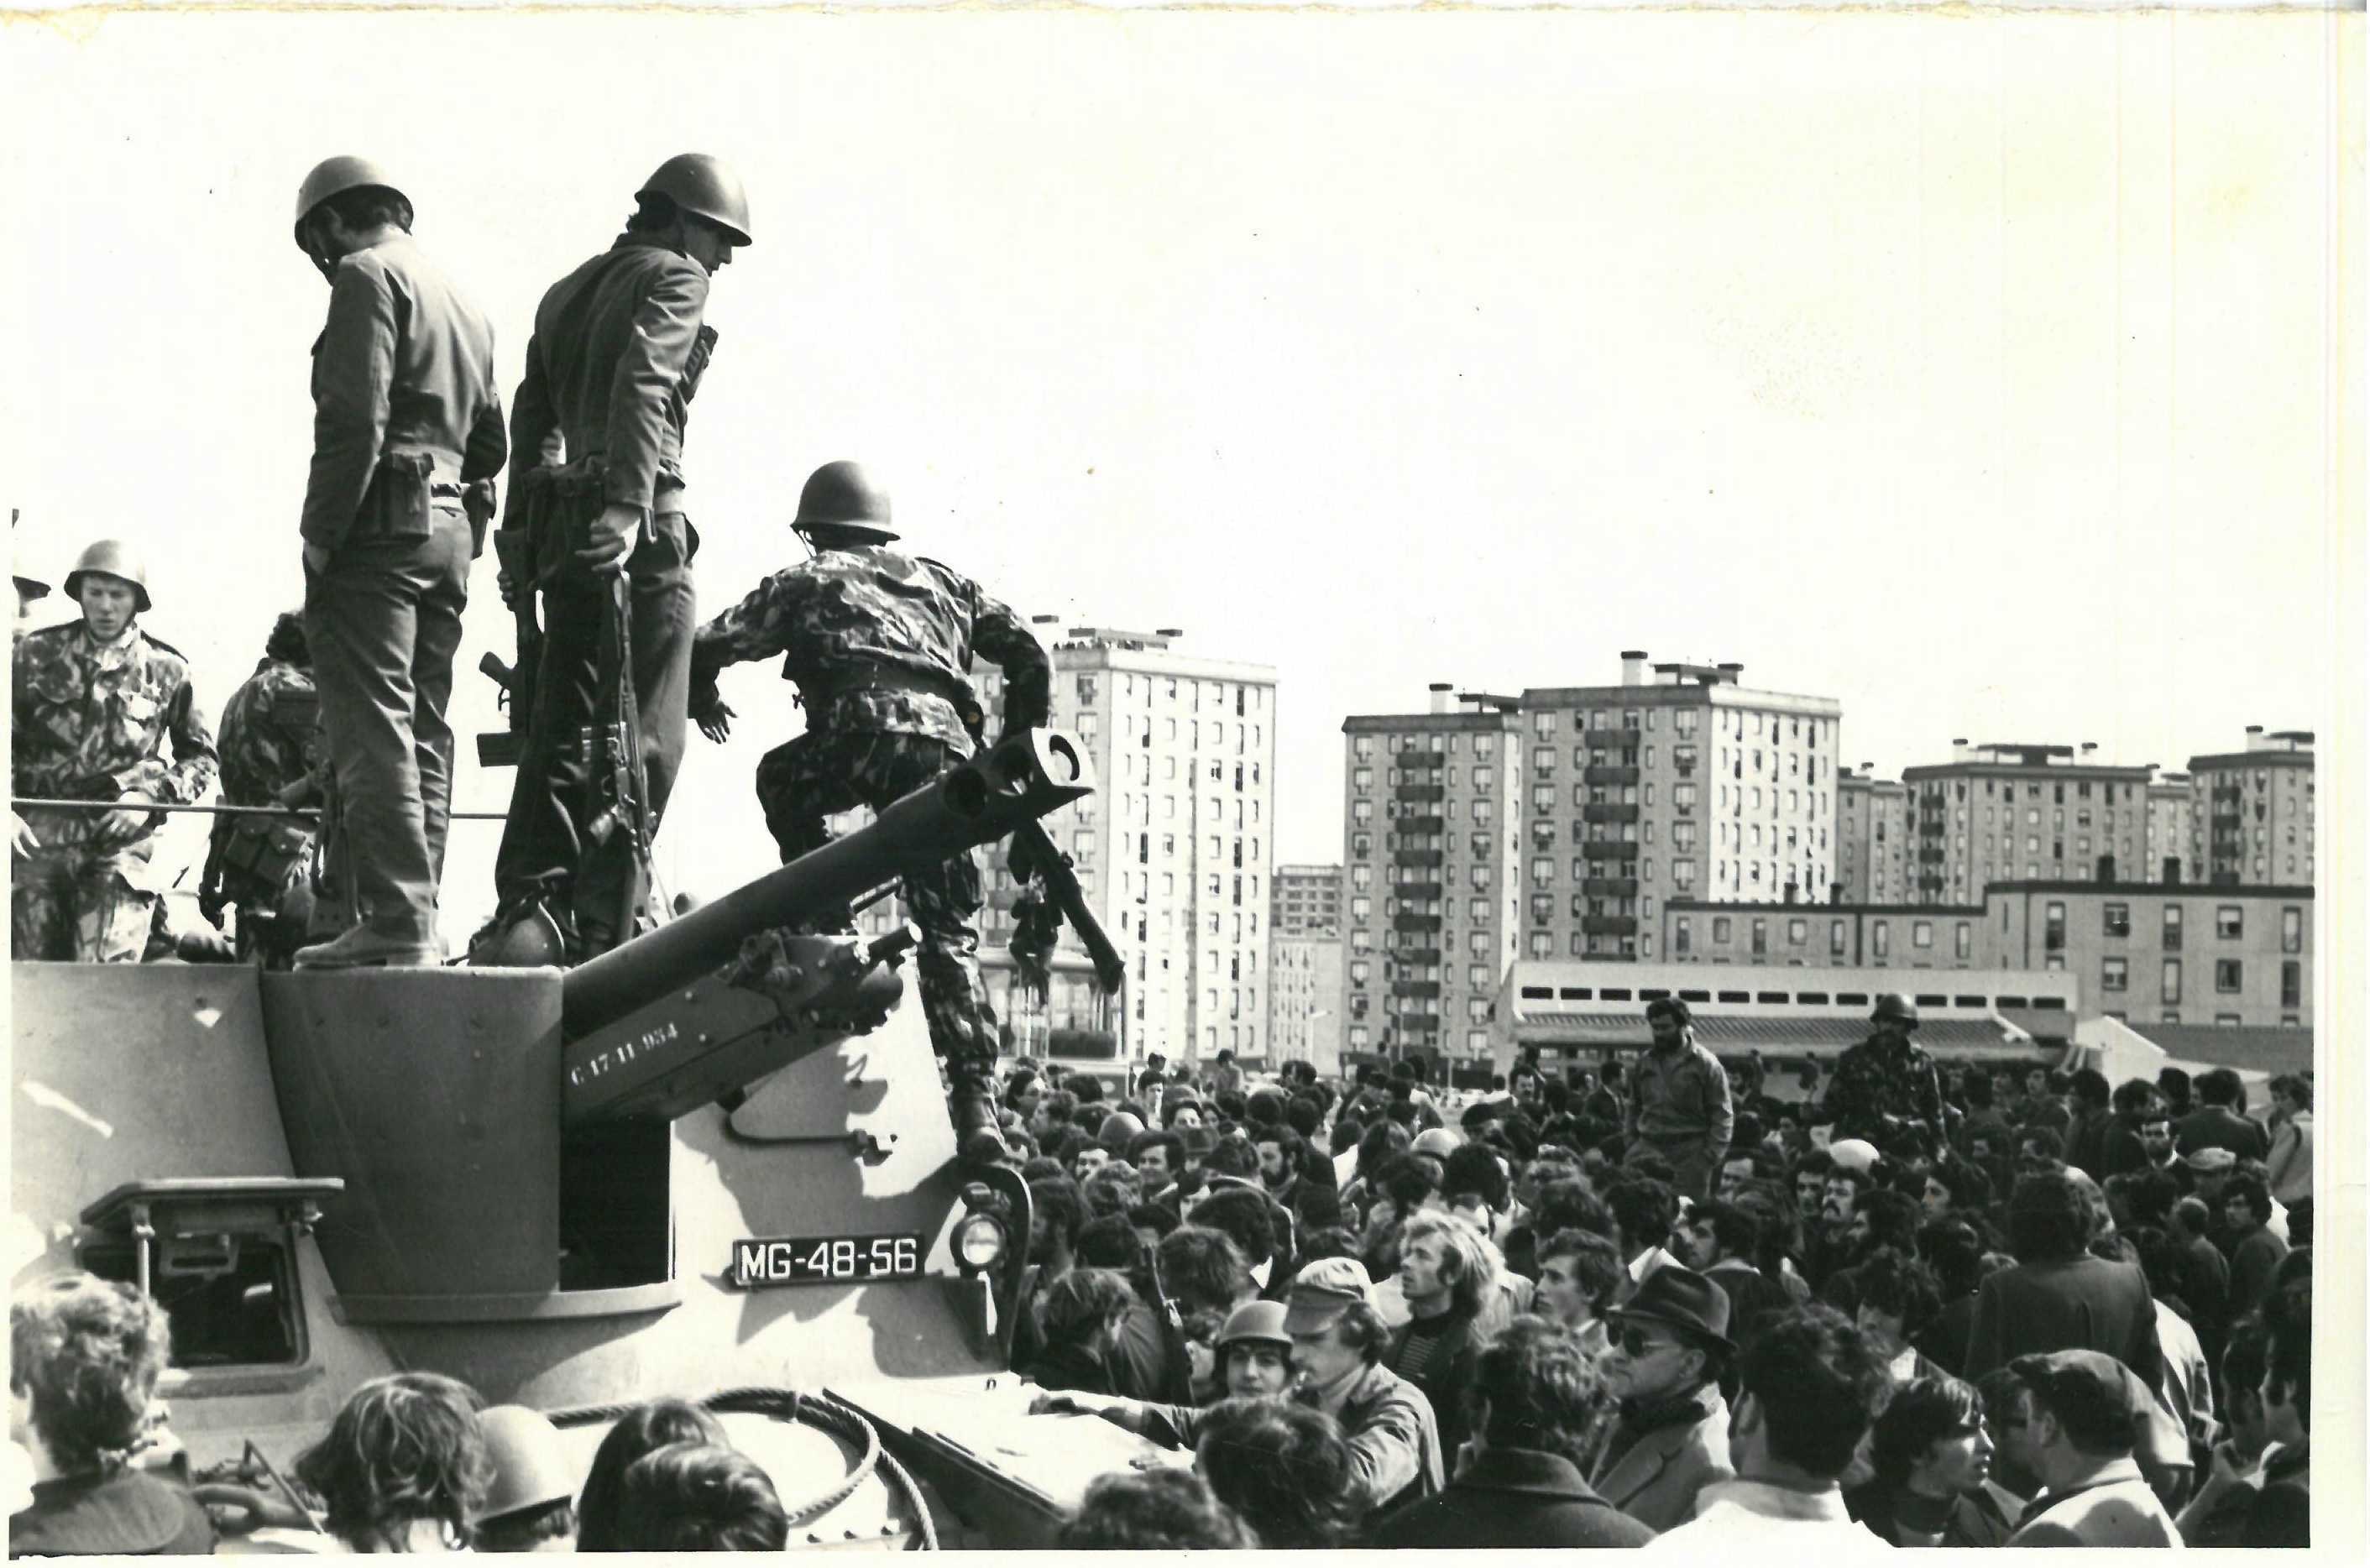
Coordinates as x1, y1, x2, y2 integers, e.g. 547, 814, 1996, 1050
947, 1062, 1008, 1167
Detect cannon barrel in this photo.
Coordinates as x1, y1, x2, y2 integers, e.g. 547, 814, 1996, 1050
561, 728, 1094, 1041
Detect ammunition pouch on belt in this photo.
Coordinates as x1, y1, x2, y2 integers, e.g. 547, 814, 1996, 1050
356, 451, 437, 544
217, 813, 314, 893
518, 457, 613, 587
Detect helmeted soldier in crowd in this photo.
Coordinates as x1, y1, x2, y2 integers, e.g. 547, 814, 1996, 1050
198, 612, 325, 964
688, 461, 1051, 1161
12, 540, 218, 962
290, 156, 508, 969
1821, 992, 1951, 1147
478, 154, 750, 961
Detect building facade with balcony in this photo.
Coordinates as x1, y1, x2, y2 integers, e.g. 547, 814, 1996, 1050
1836, 766, 1912, 904
970, 625, 1276, 1065
1985, 880, 2313, 1031
1902, 743, 2155, 906
2146, 774, 2196, 885
2187, 729, 2315, 886
1341, 688, 1524, 1069
1513, 653, 1843, 964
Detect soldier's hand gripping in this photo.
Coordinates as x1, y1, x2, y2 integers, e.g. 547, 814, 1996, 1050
577, 502, 645, 572
496, 562, 520, 610
8, 810, 37, 859
694, 698, 735, 745
97, 792, 158, 850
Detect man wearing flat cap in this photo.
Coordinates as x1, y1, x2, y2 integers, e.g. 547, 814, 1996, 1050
1587, 1263, 1736, 1533
1280, 1257, 1446, 1514
2003, 1351, 2183, 1545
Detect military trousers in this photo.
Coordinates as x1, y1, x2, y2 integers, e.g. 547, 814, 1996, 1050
492, 512, 694, 942
303, 509, 471, 942
755, 727, 997, 1074
10, 837, 158, 962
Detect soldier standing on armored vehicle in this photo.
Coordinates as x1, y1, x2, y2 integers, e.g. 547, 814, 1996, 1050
688, 461, 1051, 1162
198, 612, 325, 965
1821, 991, 1952, 1147
288, 156, 509, 970
476, 154, 751, 963
12, 541, 218, 962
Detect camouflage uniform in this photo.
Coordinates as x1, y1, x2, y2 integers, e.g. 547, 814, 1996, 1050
689, 545, 1050, 1074
200, 656, 322, 961
1821, 1034, 1949, 1145
12, 623, 217, 961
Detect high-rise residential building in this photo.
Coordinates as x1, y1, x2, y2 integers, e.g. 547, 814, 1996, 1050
1836, 766, 1912, 905
1513, 655, 1843, 963
970, 625, 1276, 1065
1902, 742, 2153, 905
1273, 865, 1344, 937
2145, 773, 2195, 885
1342, 687, 1524, 1069
2187, 729, 2315, 886
1269, 866, 1346, 1074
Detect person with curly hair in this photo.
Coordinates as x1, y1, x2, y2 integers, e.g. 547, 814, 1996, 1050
1193, 1398, 1363, 1548
7, 1273, 212, 1555
607, 1442, 786, 1551
574, 1396, 732, 1551
1055, 1467, 1257, 1548
295, 1371, 489, 1552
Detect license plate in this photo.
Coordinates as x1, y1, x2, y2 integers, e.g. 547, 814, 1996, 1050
730, 1233, 923, 1287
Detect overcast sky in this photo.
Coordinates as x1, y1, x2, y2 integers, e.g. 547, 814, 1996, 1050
3, 8, 2346, 936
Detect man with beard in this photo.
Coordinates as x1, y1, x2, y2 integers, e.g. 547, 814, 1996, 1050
1587, 1265, 1735, 1533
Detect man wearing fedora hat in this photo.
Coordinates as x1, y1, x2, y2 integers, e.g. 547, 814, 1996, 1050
1587, 1263, 1735, 1533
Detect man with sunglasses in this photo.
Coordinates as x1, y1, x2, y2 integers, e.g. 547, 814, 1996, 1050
1587, 1264, 1735, 1532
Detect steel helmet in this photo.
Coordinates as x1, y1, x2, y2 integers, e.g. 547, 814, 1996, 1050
636, 154, 752, 247
294, 156, 408, 248
63, 539, 151, 613
1871, 991, 1921, 1027
793, 461, 898, 542
469, 1406, 574, 1524
12, 539, 49, 601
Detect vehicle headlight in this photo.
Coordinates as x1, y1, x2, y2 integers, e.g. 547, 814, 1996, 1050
955, 1213, 1007, 1273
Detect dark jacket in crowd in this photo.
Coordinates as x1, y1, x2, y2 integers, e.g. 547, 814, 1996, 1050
1844, 1477, 2014, 1547
2175, 1105, 2269, 1161
1961, 1256, 2163, 1386
8, 1468, 217, 1557
1702, 1258, 1793, 1351
1368, 1446, 1658, 1548
1384, 1306, 1485, 1460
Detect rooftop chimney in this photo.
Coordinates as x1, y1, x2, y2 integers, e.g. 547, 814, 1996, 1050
1031, 614, 1059, 625
1156, 628, 1185, 639
1428, 682, 1454, 715
1716, 661, 1745, 686
1620, 651, 1648, 687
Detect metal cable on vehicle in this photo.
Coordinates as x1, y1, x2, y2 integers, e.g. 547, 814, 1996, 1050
544, 1384, 934, 1547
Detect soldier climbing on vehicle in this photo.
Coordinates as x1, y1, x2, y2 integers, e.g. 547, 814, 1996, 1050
687, 460, 1051, 1163
198, 611, 327, 965
11, 540, 218, 962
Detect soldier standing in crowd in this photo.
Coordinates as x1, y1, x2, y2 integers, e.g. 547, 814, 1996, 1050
687, 461, 1051, 1161
477, 154, 749, 962
198, 612, 324, 965
289, 157, 508, 969
1822, 992, 1950, 1147
11, 538, 52, 860
12, 541, 217, 962
1622, 997, 1733, 1203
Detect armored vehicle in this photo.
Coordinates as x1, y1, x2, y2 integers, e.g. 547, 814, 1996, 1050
10, 729, 1179, 1548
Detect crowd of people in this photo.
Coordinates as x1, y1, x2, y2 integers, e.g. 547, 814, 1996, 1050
8, 1273, 799, 1555
1002, 1017, 2314, 1549
7, 1012, 2315, 1553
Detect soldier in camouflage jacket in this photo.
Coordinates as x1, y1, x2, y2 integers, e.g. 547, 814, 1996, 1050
13, 547, 217, 961
198, 612, 323, 963
690, 462, 1049, 1158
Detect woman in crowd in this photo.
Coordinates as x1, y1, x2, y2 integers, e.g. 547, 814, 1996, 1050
575, 1396, 732, 1551
7, 1273, 213, 1556
1844, 1374, 2012, 1546
295, 1372, 489, 1553
1193, 1398, 1363, 1548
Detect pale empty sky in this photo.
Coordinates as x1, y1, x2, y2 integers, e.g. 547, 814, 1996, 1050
3, 7, 2351, 936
